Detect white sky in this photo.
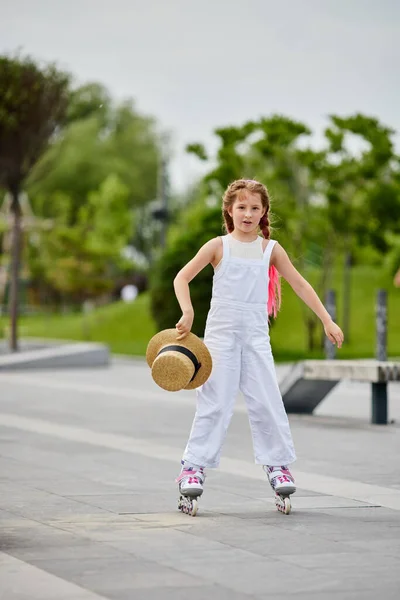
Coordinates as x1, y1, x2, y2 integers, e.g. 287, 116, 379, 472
1, 0, 399, 191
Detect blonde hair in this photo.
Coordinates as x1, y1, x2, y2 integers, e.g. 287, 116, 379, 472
222, 179, 271, 238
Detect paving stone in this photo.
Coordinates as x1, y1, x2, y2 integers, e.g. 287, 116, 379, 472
1, 363, 400, 599
174, 518, 367, 557
0, 551, 110, 600
344, 536, 400, 558
0, 486, 113, 521
65, 492, 175, 514
254, 588, 400, 600
28, 555, 209, 593
105, 585, 255, 600
103, 529, 341, 595
275, 549, 400, 572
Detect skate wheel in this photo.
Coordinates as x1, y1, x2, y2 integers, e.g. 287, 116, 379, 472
283, 497, 291, 515
274, 493, 291, 515
191, 499, 198, 517
178, 495, 199, 516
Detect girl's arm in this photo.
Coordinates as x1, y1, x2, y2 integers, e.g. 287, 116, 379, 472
173, 238, 220, 340
271, 243, 344, 348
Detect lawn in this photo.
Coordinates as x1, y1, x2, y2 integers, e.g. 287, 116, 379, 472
0, 292, 156, 357
271, 265, 400, 360
1, 266, 399, 360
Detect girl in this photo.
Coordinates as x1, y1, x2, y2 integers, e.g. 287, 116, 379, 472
173, 179, 344, 513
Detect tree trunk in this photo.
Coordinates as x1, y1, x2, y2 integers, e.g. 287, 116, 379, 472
9, 188, 22, 352
306, 316, 317, 351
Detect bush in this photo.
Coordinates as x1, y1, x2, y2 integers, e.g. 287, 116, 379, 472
150, 204, 223, 335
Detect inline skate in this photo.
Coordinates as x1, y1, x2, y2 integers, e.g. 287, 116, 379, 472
176, 466, 205, 517
264, 465, 296, 515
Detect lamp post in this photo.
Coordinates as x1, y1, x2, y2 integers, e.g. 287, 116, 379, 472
152, 152, 170, 249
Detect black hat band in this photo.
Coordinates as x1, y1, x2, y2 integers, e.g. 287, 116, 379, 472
157, 345, 202, 382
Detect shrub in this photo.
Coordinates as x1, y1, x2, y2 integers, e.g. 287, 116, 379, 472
150, 204, 223, 335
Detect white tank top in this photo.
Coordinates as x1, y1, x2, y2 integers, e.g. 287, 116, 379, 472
215, 234, 264, 272
211, 234, 276, 308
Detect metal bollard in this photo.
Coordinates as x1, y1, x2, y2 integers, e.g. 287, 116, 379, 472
324, 289, 336, 360
372, 289, 388, 424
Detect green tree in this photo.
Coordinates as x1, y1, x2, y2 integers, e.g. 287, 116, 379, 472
27, 96, 160, 218
65, 82, 111, 126
0, 53, 70, 350
153, 113, 400, 345
31, 174, 132, 303
323, 114, 399, 340
151, 203, 222, 334
25, 87, 162, 296
187, 116, 331, 348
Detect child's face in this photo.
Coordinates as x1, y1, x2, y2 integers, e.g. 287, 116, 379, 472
229, 192, 265, 234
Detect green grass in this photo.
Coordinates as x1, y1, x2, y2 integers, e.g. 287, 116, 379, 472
271, 265, 400, 361
0, 293, 156, 356
1, 266, 399, 360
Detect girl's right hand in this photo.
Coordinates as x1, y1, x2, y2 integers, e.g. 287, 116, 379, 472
176, 311, 194, 340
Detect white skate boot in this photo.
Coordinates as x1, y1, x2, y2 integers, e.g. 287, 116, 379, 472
264, 465, 296, 515
176, 466, 205, 517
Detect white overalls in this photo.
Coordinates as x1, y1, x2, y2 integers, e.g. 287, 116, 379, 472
183, 234, 297, 468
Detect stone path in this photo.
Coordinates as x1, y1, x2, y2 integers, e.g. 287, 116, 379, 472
1, 359, 399, 599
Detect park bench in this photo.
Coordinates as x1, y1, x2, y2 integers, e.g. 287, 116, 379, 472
281, 359, 400, 425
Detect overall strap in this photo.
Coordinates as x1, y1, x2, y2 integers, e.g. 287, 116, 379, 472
263, 239, 277, 267
221, 235, 230, 259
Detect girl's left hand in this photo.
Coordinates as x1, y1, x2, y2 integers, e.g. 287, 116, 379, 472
324, 320, 344, 349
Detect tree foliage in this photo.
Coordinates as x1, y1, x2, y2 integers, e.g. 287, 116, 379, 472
28, 174, 132, 302
323, 113, 399, 250
20, 81, 163, 305
0, 54, 70, 194
27, 91, 160, 217
151, 204, 222, 334
65, 82, 111, 126
152, 113, 400, 346
0, 53, 70, 349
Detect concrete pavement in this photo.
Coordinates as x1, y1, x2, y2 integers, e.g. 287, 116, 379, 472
1, 359, 400, 599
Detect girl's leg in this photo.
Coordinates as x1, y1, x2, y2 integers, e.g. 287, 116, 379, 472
239, 341, 296, 467
182, 338, 241, 469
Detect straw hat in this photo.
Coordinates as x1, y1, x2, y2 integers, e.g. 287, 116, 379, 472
146, 329, 212, 392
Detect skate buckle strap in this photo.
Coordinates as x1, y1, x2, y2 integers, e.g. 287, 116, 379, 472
270, 467, 293, 478
274, 474, 292, 485
176, 468, 204, 484
280, 468, 294, 481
